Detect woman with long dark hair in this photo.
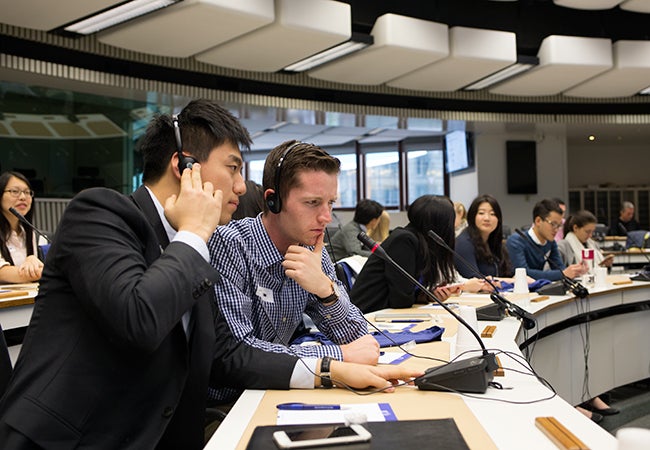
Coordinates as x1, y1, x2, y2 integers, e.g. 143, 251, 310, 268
350, 195, 484, 313
0, 171, 44, 283
454, 194, 513, 279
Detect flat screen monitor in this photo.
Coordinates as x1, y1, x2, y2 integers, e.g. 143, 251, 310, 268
445, 131, 474, 173
506, 140, 537, 194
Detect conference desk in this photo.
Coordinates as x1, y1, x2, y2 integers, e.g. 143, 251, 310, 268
603, 249, 650, 266
205, 280, 650, 450
0, 283, 38, 362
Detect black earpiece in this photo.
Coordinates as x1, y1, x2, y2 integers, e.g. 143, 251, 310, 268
172, 114, 197, 173
267, 141, 301, 214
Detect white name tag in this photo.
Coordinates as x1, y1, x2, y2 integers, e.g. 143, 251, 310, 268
256, 286, 274, 303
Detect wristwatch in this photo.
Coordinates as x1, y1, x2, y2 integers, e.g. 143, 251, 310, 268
320, 356, 334, 388
316, 280, 340, 304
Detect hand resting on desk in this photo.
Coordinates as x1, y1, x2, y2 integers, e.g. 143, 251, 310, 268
330, 360, 423, 392
341, 334, 380, 365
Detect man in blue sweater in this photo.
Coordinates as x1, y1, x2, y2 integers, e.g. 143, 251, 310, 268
506, 198, 587, 281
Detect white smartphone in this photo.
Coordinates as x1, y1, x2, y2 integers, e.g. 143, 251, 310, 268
272, 424, 371, 448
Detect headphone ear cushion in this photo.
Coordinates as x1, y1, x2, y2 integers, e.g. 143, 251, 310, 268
178, 156, 197, 173
266, 193, 280, 214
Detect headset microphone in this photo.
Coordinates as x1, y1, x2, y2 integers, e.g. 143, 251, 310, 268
172, 114, 197, 173
358, 231, 498, 393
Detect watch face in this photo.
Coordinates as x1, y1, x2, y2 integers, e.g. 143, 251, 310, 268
332, 282, 341, 298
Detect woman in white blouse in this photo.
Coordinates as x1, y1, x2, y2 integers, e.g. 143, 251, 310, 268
557, 210, 614, 269
0, 171, 44, 283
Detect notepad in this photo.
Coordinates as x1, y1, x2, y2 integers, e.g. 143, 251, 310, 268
277, 403, 397, 425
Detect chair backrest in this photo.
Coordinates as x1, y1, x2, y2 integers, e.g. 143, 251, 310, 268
335, 261, 356, 292
0, 322, 13, 396
626, 230, 650, 249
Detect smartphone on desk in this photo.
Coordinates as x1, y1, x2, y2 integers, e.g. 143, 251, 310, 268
273, 424, 371, 448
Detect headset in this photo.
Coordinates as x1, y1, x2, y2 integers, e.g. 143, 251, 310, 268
172, 114, 198, 173
266, 141, 302, 214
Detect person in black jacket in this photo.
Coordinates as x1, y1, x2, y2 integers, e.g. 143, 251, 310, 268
0, 100, 418, 450
350, 195, 485, 314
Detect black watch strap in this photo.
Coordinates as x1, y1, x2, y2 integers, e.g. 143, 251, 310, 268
316, 281, 338, 304
320, 356, 334, 388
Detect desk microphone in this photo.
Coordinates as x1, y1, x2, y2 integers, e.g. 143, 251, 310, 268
358, 232, 498, 393
9, 207, 51, 243
514, 229, 588, 298
616, 222, 629, 236
427, 230, 536, 330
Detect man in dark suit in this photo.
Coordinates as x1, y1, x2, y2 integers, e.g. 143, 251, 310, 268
0, 100, 294, 449
0, 100, 421, 449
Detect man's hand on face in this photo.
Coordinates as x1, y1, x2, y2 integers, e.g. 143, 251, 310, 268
164, 164, 223, 242
282, 232, 332, 297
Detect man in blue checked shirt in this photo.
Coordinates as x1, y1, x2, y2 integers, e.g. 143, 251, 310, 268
208, 141, 378, 396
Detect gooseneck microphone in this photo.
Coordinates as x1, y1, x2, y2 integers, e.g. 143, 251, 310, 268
9, 207, 51, 243
358, 231, 498, 393
514, 229, 588, 298
427, 230, 537, 330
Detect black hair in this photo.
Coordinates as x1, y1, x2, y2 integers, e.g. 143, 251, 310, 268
406, 195, 456, 288
563, 210, 597, 237
532, 198, 563, 221
465, 194, 512, 276
139, 99, 252, 183
232, 180, 265, 220
0, 171, 36, 264
353, 199, 384, 225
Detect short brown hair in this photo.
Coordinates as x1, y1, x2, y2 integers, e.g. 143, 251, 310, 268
262, 140, 340, 213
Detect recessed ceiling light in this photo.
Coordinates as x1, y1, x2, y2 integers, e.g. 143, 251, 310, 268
588, 135, 596, 141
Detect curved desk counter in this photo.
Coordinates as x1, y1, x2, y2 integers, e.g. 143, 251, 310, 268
512, 277, 650, 407
207, 296, 620, 450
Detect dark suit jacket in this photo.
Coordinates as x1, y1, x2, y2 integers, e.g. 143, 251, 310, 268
350, 226, 423, 313
0, 187, 297, 450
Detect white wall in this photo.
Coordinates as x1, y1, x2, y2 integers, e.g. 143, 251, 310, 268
452, 122, 569, 231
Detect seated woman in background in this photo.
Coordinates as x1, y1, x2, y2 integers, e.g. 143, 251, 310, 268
557, 210, 614, 269
453, 201, 467, 237
454, 194, 514, 281
0, 171, 44, 283
350, 195, 486, 314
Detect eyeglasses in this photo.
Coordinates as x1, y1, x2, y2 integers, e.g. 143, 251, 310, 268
4, 189, 35, 198
544, 219, 562, 230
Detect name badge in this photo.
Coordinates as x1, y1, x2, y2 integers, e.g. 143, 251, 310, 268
256, 286, 274, 303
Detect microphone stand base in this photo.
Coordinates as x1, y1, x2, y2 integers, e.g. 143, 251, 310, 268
476, 302, 506, 321
415, 355, 496, 394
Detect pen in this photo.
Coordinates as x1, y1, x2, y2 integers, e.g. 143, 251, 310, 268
276, 402, 342, 410
388, 319, 424, 323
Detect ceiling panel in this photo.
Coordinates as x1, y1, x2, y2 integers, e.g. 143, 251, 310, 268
97, 0, 274, 57
387, 27, 516, 91
553, 0, 625, 9
564, 41, 650, 97
195, 0, 350, 72
308, 13, 449, 85
620, 0, 650, 12
0, 0, 123, 31
490, 35, 612, 96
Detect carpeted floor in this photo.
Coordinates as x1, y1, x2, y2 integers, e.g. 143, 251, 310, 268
596, 378, 650, 435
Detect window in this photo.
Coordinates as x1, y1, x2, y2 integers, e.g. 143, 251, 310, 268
407, 150, 444, 203
335, 153, 357, 208
365, 151, 400, 207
